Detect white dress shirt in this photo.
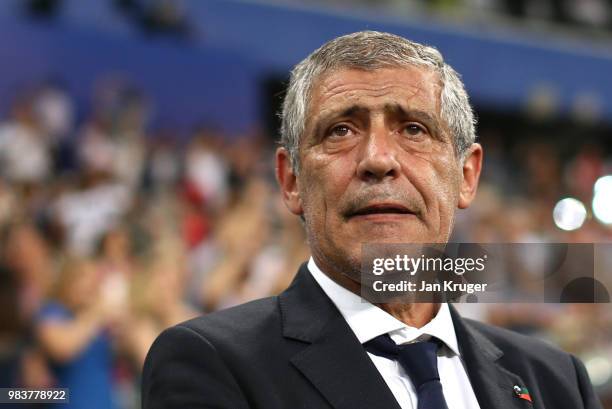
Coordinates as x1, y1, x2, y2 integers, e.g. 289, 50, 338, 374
308, 257, 482, 409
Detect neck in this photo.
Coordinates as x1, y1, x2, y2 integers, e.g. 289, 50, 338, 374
376, 302, 439, 328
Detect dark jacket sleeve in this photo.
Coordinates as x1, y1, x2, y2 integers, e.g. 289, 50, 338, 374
141, 325, 251, 409
571, 354, 604, 409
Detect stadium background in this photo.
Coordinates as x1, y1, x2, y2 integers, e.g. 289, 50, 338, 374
0, 0, 611, 408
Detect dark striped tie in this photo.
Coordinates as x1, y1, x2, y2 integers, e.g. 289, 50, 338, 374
364, 334, 449, 409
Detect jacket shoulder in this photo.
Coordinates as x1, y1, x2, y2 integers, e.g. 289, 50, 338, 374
464, 318, 574, 368
174, 296, 281, 346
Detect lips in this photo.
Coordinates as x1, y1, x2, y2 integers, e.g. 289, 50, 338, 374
348, 203, 414, 218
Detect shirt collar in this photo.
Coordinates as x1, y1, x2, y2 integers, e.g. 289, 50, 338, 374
307, 257, 461, 356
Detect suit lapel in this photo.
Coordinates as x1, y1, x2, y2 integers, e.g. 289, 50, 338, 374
450, 306, 534, 409
279, 264, 402, 409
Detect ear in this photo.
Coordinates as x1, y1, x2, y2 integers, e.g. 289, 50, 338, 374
458, 143, 483, 209
275, 147, 303, 216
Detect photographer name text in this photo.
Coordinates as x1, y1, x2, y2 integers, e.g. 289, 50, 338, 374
373, 280, 488, 294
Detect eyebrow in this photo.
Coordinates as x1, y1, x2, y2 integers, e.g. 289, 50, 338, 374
383, 103, 443, 140
312, 103, 445, 141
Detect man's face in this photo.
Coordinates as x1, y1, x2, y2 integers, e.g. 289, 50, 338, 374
277, 66, 482, 283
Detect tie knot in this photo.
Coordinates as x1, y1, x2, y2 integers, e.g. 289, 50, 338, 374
364, 334, 441, 388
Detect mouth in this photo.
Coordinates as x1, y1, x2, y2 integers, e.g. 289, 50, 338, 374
347, 203, 416, 219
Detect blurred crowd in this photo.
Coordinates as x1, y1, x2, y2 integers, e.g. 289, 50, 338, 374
20, 0, 612, 37
0, 79, 611, 408
287, 0, 612, 32
0, 80, 308, 408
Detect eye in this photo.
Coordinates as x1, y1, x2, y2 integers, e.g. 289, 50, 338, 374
328, 124, 354, 138
402, 123, 427, 138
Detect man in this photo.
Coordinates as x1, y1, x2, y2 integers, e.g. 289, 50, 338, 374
142, 31, 602, 409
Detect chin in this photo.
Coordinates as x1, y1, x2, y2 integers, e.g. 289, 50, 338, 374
352, 226, 428, 244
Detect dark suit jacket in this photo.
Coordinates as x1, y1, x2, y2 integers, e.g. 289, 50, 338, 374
142, 263, 603, 409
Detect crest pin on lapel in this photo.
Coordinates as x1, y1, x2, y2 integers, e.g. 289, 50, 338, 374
513, 385, 532, 403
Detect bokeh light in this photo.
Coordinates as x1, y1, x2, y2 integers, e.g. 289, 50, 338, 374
585, 355, 612, 387
594, 175, 612, 194
593, 175, 612, 225
553, 198, 587, 231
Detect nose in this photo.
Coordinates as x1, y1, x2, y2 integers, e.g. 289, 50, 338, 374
356, 125, 401, 182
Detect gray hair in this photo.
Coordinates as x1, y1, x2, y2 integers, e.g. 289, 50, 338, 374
280, 30, 476, 173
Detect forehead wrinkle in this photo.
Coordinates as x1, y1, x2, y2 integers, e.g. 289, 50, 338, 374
313, 65, 441, 103
318, 81, 423, 103
314, 80, 432, 122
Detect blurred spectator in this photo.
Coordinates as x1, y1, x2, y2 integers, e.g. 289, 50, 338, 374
144, 132, 181, 193
78, 87, 147, 189
123, 235, 197, 367
184, 130, 230, 214
0, 94, 52, 185
0, 262, 53, 409
53, 178, 131, 256
34, 80, 74, 145
0, 263, 30, 387
2, 222, 55, 320
35, 257, 122, 409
